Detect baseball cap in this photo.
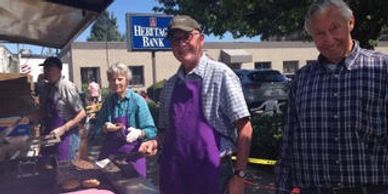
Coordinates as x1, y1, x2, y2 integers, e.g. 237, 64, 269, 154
40, 57, 62, 70
168, 15, 202, 32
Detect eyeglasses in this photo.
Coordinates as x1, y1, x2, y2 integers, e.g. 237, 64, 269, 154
168, 31, 201, 44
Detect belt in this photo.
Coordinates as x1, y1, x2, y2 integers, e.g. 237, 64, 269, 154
302, 185, 388, 194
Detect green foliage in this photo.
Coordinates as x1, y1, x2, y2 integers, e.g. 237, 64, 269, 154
81, 83, 88, 92
87, 10, 123, 41
147, 100, 160, 127
250, 114, 284, 160
100, 88, 110, 100
155, 0, 388, 49
145, 100, 285, 160
147, 79, 166, 103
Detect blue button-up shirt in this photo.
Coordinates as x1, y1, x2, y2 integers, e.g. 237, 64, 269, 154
94, 89, 157, 139
276, 41, 388, 193
159, 54, 250, 155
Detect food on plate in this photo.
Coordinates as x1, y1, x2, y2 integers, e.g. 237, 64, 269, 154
72, 159, 95, 170
103, 122, 123, 133
44, 164, 54, 169
82, 179, 100, 188
62, 179, 80, 190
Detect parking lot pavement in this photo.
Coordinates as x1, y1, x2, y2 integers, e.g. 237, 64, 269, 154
245, 165, 276, 194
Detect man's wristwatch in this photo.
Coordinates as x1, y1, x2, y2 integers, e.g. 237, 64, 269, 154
234, 169, 247, 178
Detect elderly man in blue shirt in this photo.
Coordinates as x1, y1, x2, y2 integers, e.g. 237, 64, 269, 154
276, 0, 388, 194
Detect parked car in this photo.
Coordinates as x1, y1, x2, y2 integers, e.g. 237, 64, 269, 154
234, 69, 289, 109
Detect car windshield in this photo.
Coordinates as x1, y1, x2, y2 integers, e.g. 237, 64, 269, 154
248, 71, 288, 82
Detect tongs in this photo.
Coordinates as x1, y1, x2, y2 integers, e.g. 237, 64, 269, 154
31, 133, 61, 147
95, 152, 143, 168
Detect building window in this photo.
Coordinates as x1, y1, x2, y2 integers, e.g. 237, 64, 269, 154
255, 61, 271, 69
81, 67, 100, 86
230, 63, 241, 69
283, 61, 299, 74
128, 66, 144, 86
306, 60, 318, 65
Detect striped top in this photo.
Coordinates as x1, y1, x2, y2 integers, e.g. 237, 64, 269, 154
39, 78, 84, 121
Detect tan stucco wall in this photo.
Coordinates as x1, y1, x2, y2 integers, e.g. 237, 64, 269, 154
69, 42, 388, 91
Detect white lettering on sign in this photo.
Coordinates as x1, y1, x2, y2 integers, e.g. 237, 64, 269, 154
133, 25, 168, 37
142, 37, 165, 47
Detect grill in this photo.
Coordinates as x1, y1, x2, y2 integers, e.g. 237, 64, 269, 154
55, 160, 118, 193
0, 157, 118, 194
0, 156, 57, 192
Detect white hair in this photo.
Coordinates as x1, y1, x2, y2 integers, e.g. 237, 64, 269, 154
304, 0, 353, 35
107, 62, 132, 82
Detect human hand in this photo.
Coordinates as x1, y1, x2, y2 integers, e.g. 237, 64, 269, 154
225, 176, 245, 194
103, 122, 122, 133
125, 127, 143, 143
138, 140, 158, 156
50, 126, 67, 139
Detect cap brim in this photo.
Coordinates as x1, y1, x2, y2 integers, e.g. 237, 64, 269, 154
169, 25, 195, 32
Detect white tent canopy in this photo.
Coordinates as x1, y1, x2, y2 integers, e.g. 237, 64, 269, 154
0, 0, 113, 49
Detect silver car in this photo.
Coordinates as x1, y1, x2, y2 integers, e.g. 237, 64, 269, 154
234, 69, 289, 109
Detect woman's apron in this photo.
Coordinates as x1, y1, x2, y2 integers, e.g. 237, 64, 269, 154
41, 93, 79, 161
98, 99, 146, 177
160, 79, 221, 194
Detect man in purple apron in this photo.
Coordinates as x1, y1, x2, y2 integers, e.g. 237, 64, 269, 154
139, 15, 253, 194
39, 57, 86, 161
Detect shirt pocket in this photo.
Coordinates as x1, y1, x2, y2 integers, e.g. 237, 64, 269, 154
356, 91, 387, 147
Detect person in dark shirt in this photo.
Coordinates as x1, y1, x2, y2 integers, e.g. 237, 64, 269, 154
276, 1, 388, 194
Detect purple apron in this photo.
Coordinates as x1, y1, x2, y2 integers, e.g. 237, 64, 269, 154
160, 79, 221, 194
41, 95, 79, 161
98, 100, 146, 177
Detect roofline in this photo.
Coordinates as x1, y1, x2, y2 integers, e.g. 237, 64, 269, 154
69, 41, 388, 50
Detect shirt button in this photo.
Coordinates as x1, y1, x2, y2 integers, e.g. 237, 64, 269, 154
334, 137, 339, 142
333, 92, 338, 97
336, 160, 340, 164
334, 114, 338, 119
334, 74, 339, 79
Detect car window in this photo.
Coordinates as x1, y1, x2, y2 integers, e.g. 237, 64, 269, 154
248, 71, 288, 82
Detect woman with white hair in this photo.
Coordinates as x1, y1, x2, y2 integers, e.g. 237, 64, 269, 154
93, 62, 156, 177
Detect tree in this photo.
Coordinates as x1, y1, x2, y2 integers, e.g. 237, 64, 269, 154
154, 0, 388, 49
87, 10, 123, 41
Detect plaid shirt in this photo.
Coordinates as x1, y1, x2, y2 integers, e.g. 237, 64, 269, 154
39, 78, 84, 121
158, 54, 250, 155
276, 41, 388, 193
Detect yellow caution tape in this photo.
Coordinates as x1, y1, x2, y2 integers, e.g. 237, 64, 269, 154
231, 156, 277, 165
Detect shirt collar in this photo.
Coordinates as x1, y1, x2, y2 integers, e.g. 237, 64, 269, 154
113, 89, 131, 102
317, 40, 360, 71
50, 78, 62, 89
177, 54, 208, 80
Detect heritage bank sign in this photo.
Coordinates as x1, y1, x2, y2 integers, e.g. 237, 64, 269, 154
126, 14, 172, 51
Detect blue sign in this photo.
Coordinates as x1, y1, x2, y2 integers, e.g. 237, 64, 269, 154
126, 14, 172, 51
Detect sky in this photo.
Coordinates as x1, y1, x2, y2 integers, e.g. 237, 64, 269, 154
5, 0, 260, 54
